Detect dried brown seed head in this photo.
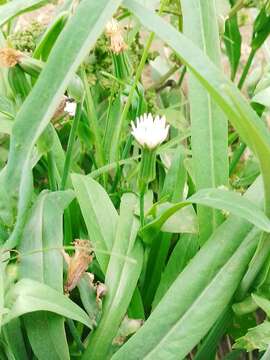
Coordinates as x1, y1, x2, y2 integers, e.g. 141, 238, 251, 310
0, 48, 22, 68
106, 19, 127, 54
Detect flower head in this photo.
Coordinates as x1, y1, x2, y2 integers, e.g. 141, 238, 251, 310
131, 113, 170, 150
105, 18, 127, 54
0, 48, 22, 68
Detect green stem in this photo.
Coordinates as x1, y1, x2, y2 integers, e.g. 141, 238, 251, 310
230, 49, 256, 175
147, 65, 178, 91
113, 0, 167, 160
229, 142, 246, 175
178, 65, 187, 87
61, 103, 83, 190
238, 48, 256, 90
47, 150, 57, 191
228, 0, 246, 19
140, 192, 145, 227
82, 69, 105, 169
67, 318, 85, 353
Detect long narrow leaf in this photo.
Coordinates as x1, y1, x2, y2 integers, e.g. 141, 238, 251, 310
123, 0, 270, 217
142, 187, 270, 244
0, 0, 46, 26
4, 0, 122, 246
181, 0, 228, 243
19, 190, 74, 360
71, 174, 118, 274
3, 279, 93, 329
83, 193, 143, 360
112, 177, 264, 359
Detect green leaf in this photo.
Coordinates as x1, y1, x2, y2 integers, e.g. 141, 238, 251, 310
2, 319, 28, 360
103, 96, 122, 164
153, 234, 199, 308
234, 321, 270, 351
224, 11, 242, 80
18, 190, 74, 360
0, 0, 46, 26
4, 0, 122, 246
252, 86, 270, 107
34, 11, 69, 61
181, 0, 229, 243
77, 274, 101, 325
142, 187, 270, 244
261, 345, 270, 360
71, 174, 118, 274
252, 293, 270, 316
123, 0, 270, 218
0, 251, 8, 330
160, 204, 198, 234
160, 145, 186, 203
3, 279, 93, 329
142, 232, 171, 313
83, 193, 143, 360
0, 117, 12, 135
113, 227, 260, 359
111, 176, 264, 359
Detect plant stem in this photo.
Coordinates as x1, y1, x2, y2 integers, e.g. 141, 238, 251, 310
61, 103, 83, 190
66, 318, 85, 353
228, 0, 245, 19
147, 65, 178, 91
178, 65, 187, 87
229, 142, 246, 175
238, 48, 256, 90
113, 0, 167, 160
140, 191, 145, 227
82, 69, 105, 169
230, 49, 256, 175
47, 150, 57, 191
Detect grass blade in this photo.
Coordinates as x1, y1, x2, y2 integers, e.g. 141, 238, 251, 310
4, 0, 122, 246
83, 193, 143, 360
142, 187, 270, 244
18, 190, 74, 359
181, 0, 229, 243
123, 0, 270, 217
0, 0, 46, 26
71, 174, 118, 274
112, 176, 264, 359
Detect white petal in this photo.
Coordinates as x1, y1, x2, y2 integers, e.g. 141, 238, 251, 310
130, 113, 169, 149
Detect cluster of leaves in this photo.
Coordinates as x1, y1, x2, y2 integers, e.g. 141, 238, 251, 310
1, 0, 270, 359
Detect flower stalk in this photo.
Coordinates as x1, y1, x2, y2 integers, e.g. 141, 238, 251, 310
138, 148, 157, 194
131, 113, 169, 227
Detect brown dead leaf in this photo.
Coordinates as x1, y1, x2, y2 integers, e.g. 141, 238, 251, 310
63, 239, 93, 293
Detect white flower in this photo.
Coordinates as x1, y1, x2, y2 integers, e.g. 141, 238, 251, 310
64, 101, 77, 117
131, 113, 170, 149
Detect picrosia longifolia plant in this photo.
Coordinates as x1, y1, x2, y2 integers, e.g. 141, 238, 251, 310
1, 0, 270, 359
